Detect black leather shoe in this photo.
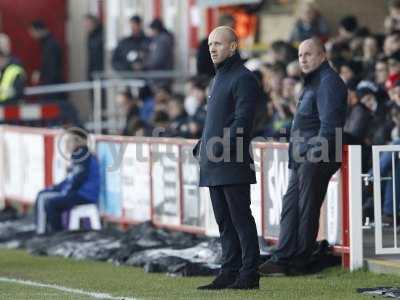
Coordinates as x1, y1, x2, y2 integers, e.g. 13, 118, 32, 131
197, 273, 237, 290
258, 259, 288, 276
227, 274, 260, 290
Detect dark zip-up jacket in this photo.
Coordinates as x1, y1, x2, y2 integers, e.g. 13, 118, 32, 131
289, 61, 347, 169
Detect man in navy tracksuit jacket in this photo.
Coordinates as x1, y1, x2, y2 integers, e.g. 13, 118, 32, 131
35, 129, 100, 234
259, 38, 347, 275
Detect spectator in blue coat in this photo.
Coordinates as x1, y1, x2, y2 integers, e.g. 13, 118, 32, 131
35, 128, 100, 234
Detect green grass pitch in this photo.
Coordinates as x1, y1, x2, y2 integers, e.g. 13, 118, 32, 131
0, 249, 398, 300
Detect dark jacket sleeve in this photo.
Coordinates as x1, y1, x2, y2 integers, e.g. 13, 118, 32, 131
306, 74, 347, 159
316, 75, 347, 139
112, 41, 130, 71
228, 73, 259, 149
41, 41, 62, 84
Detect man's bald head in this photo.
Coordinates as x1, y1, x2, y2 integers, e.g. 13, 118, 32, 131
208, 26, 239, 65
300, 38, 326, 54
298, 38, 327, 74
210, 26, 238, 43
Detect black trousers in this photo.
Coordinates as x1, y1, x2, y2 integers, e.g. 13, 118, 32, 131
273, 162, 340, 266
209, 184, 260, 278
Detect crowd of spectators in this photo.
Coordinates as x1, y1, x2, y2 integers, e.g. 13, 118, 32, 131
1, 2, 400, 220
116, 1, 400, 160
109, 1, 400, 221
2, 3, 400, 163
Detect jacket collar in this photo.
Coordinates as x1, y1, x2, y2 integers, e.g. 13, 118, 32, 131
303, 60, 330, 84
215, 52, 241, 73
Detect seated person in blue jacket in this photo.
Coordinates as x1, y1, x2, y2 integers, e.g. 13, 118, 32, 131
35, 128, 100, 234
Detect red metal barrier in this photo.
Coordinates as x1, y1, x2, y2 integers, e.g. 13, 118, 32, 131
0, 104, 61, 122
0, 125, 352, 268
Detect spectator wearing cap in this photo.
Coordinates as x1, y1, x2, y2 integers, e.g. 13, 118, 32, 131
143, 18, 174, 72
289, 2, 329, 45
29, 20, 63, 86
112, 15, 150, 71
344, 81, 380, 144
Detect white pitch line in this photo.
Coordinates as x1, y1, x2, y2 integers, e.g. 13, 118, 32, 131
0, 277, 138, 300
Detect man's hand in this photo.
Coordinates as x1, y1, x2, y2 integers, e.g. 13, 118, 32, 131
31, 70, 41, 85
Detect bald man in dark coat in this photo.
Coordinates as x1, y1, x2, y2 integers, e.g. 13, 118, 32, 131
259, 38, 347, 276
194, 26, 261, 290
